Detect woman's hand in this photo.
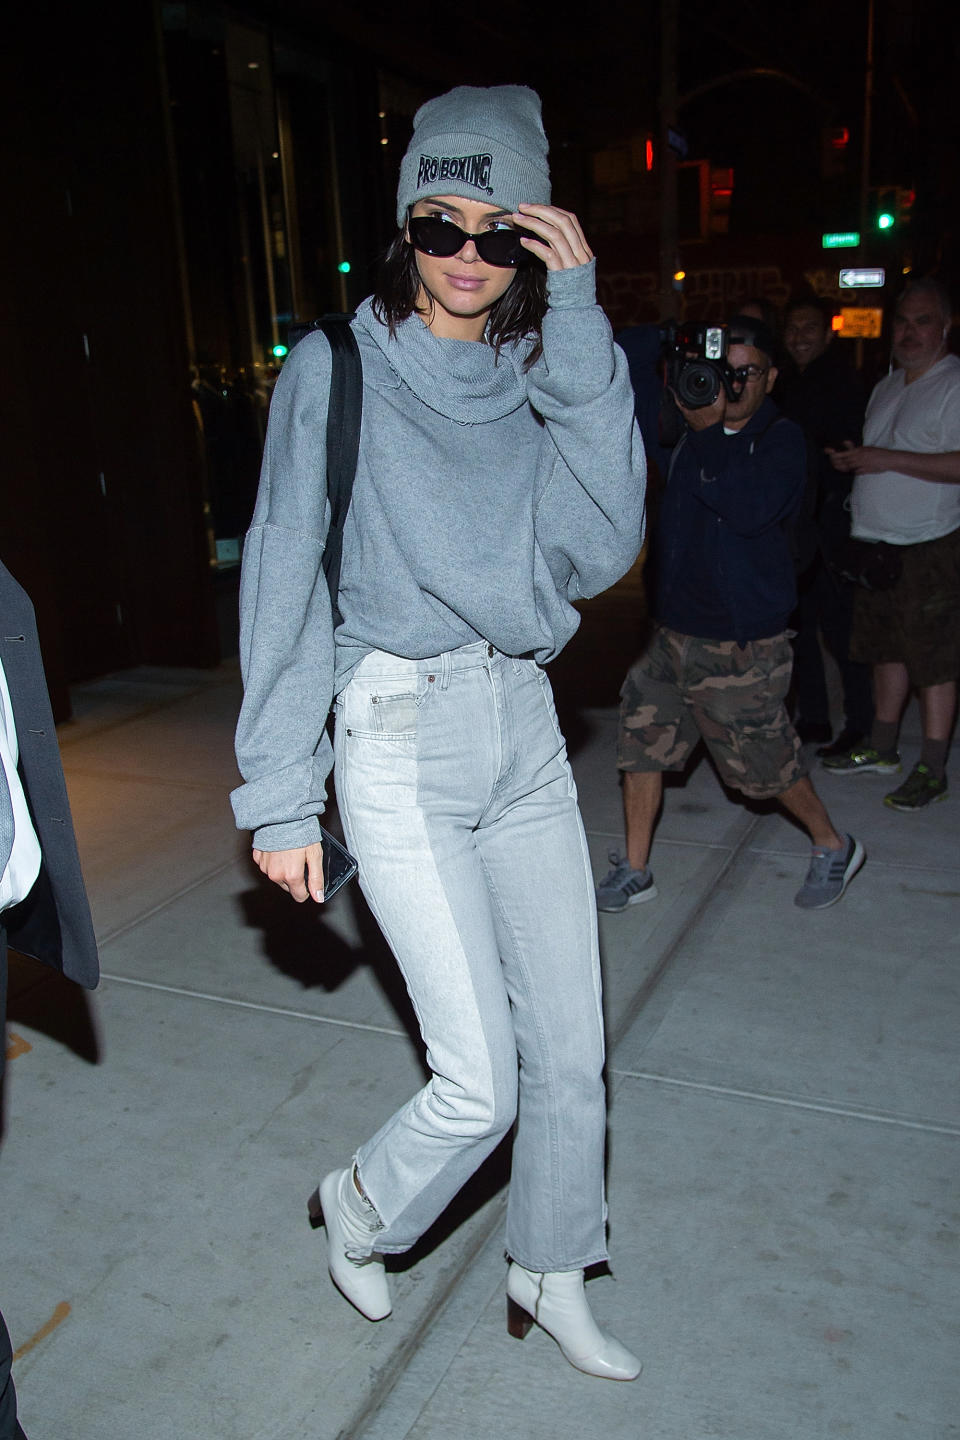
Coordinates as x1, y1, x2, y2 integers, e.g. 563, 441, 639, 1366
252, 841, 325, 903
513, 204, 594, 272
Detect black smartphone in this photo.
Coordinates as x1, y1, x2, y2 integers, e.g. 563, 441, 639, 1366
320, 827, 358, 901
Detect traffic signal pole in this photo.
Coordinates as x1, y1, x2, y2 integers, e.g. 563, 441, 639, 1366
858, 0, 875, 243
659, 0, 680, 321
855, 0, 876, 369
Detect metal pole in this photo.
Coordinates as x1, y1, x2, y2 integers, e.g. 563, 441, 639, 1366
856, 0, 875, 369
858, 0, 875, 240
659, 0, 679, 321
327, 98, 349, 314
256, 147, 280, 355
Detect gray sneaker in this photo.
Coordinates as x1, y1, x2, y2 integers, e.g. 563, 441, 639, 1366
794, 834, 865, 910
596, 851, 658, 912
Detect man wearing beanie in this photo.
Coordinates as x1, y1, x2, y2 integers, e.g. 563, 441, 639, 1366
599, 314, 864, 913
234, 85, 647, 1379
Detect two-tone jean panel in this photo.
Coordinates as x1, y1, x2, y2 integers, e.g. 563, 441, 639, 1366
333, 642, 608, 1271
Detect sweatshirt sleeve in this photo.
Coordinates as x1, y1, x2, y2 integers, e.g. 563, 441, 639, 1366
684, 413, 806, 537
526, 261, 647, 599
230, 334, 337, 851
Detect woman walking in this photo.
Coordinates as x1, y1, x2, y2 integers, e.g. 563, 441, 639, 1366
232, 85, 646, 1379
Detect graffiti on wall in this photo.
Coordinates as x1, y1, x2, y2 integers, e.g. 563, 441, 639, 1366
598, 264, 794, 328
801, 269, 846, 302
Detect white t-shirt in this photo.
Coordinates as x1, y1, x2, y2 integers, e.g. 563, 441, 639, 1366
851, 352, 960, 544
0, 657, 42, 911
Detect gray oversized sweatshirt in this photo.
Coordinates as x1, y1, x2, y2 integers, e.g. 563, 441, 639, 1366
232, 260, 646, 850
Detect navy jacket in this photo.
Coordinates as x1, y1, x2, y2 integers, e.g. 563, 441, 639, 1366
616, 324, 673, 479
653, 398, 806, 645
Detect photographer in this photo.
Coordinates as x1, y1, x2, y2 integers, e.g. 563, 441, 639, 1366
598, 315, 864, 912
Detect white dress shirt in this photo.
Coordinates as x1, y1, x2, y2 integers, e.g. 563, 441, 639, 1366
0, 656, 42, 911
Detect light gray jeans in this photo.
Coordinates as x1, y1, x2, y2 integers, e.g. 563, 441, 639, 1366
332, 641, 609, 1273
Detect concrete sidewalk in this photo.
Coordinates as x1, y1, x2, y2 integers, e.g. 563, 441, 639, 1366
1, 658, 957, 1440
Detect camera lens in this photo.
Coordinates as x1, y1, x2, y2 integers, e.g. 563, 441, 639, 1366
677, 361, 720, 408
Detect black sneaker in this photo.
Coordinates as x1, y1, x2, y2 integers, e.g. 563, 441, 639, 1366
884, 763, 948, 812
822, 746, 901, 775
816, 728, 867, 760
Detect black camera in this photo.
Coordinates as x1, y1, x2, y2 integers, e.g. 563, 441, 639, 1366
662, 323, 742, 409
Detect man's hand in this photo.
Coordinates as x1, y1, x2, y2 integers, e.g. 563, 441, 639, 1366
826, 441, 960, 484
826, 440, 887, 474
252, 841, 325, 903
675, 390, 727, 431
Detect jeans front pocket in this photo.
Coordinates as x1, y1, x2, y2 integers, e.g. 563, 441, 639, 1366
370, 689, 419, 737
338, 669, 431, 744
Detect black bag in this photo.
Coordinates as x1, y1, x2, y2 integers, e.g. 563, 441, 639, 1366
289, 315, 363, 900
289, 314, 364, 627
832, 536, 903, 591
315, 316, 363, 627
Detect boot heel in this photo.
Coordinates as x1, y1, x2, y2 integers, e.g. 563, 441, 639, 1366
505, 1262, 641, 1380
307, 1187, 324, 1230
507, 1296, 534, 1341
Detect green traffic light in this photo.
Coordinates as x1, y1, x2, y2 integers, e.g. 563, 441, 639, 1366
272, 344, 289, 358
878, 212, 895, 230
337, 261, 351, 274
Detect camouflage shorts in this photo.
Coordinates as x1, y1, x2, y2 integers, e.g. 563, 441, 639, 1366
618, 625, 806, 800
851, 523, 960, 687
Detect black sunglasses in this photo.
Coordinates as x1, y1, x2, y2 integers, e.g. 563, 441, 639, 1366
732, 364, 769, 383
408, 214, 527, 268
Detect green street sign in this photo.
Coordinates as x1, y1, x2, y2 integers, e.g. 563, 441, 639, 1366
822, 231, 861, 249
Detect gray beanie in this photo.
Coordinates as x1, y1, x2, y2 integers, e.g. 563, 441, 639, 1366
396, 84, 551, 225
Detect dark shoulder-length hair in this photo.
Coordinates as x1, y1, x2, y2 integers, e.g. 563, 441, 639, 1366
372, 228, 548, 369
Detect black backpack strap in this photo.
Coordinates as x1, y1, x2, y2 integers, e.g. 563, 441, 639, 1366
313, 314, 362, 628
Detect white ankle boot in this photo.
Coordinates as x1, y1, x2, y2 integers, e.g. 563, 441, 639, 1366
309, 1167, 391, 1321
506, 1263, 641, 1380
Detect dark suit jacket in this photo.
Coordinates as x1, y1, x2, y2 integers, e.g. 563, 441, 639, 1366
1, 561, 94, 1440
1, 560, 99, 1047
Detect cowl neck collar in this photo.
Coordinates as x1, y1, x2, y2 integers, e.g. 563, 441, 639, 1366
355, 298, 530, 424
